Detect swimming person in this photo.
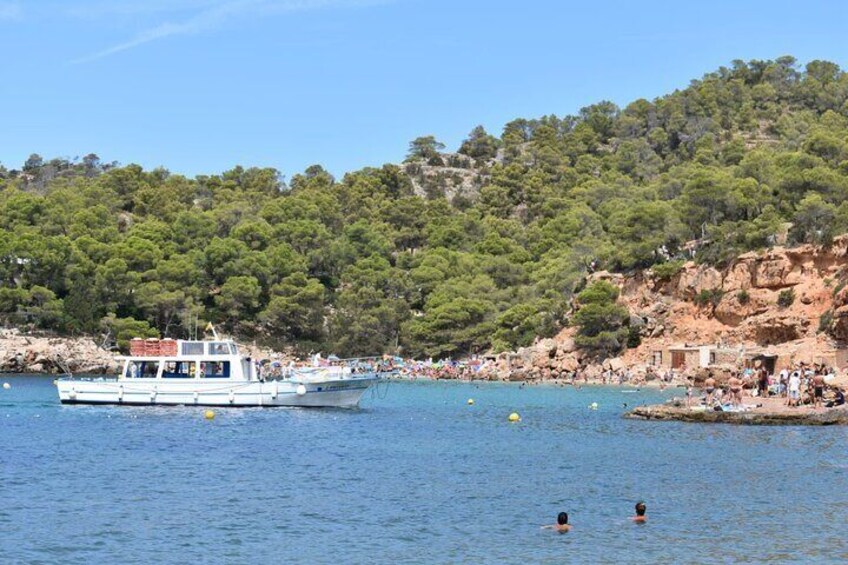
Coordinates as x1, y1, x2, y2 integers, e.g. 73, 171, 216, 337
541, 512, 571, 533
632, 501, 647, 523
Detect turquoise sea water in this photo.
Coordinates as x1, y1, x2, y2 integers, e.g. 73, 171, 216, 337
2, 375, 847, 564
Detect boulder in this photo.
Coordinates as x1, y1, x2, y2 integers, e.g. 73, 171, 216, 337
723, 261, 754, 291
677, 265, 723, 299
605, 357, 625, 372
581, 364, 602, 380
752, 256, 800, 288
713, 292, 769, 326
742, 312, 809, 345
557, 338, 576, 354
538, 338, 557, 357
830, 305, 848, 342
559, 354, 579, 372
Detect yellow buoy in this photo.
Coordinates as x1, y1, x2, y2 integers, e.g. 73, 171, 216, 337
204, 410, 215, 420
467, 398, 474, 405
508, 412, 521, 422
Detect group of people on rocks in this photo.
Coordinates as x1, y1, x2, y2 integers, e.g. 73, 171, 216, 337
691, 363, 846, 410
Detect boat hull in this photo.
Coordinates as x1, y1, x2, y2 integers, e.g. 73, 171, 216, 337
56, 377, 377, 408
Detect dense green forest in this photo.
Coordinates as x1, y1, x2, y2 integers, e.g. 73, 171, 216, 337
2, 56, 848, 357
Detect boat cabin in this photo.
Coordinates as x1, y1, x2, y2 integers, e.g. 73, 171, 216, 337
122, 338, 253, 381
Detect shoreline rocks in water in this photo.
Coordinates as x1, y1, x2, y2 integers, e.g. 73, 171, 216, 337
0, 329, 120, 375
626, 397, 848, 425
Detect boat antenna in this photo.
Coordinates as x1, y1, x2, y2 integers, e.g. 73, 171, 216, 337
204, 321, 219, 340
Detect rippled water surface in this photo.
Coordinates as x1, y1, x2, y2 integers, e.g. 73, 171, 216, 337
2, 375, 848, 563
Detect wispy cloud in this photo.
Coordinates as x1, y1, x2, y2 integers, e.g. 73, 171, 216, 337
0, 1, 22, 20
64, 1, 223, 19
71, 0, 387, 64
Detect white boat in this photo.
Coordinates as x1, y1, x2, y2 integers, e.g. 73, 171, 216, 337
55, 336, 382, 408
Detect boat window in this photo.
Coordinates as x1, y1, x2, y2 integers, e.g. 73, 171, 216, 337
162, 361, 193, 379
129, 361, 159, 379
200, 361, 230, 378
209, 342, 230, 356
181, 342, 204, 355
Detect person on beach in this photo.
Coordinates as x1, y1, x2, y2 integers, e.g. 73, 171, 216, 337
728, 373, 743, 407
779, 368, 789, 397
788, 370, 801, 407
686, 384, 693, 407
812, 373, 825, 409
826, 388, 845, 408
541, 512, 571, 533
704, 376, 716, 405
757, 368, 769, 397
632, 502, 647, 523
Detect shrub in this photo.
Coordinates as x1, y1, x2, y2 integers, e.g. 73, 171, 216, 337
652, 260, 685, 281
819, 309, 834, 333
627, 325, 642, 348
777, 288, 795, 308
736, 289, 750, 305
694, 288, 724, 307
572, 281, 630, 359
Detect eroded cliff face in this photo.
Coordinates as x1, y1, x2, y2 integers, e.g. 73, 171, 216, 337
616, 235, 848, 365
506, 236, 848, 380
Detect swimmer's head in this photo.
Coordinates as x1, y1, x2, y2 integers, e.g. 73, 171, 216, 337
635, 502, 646, 516
557, 512, 568, 525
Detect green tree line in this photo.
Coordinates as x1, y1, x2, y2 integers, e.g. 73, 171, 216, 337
2, 57, 848, 357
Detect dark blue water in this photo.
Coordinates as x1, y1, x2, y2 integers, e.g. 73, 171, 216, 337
2, 375, 847, 564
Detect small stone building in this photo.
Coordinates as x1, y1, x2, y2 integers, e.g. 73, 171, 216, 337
657, 345, 711, 370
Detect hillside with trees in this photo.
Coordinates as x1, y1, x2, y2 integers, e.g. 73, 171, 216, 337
2, 56, 848, 357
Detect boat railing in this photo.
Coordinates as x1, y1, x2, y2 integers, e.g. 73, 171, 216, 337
259, 358, 398, 381
57, 375, 119, 382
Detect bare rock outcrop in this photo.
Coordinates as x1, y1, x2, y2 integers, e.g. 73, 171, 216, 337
739, 312, 810, 345
677, 264, 723, 298
0, 331, 120, 374
829, 287, 848, 342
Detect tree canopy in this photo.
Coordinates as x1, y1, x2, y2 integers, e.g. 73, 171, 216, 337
3, 57, 848, 357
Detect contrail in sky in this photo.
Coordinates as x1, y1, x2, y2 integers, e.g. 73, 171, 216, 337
71, 0, 387, 64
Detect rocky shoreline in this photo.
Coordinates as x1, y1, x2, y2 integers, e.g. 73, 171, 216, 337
0, 330, 120, 375
0, 330, 293, 376
626, 398, 848, 425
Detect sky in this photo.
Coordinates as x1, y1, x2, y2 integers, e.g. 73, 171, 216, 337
0, 0, 847, 179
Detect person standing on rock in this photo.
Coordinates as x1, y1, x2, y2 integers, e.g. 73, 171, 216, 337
788, 370, 801, 407
728, 373, 743, 407
704, 376, 716, 406
812, 373, 825, 409
779, 368, 789, 398
757, 368, 769, 398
